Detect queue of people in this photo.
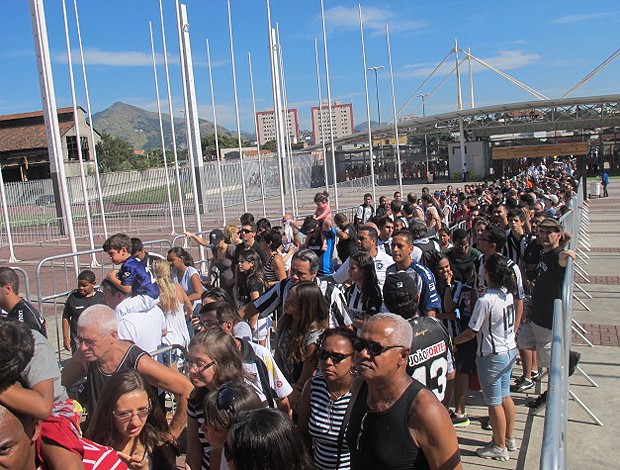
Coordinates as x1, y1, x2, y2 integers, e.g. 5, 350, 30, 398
0, 159, 580, 470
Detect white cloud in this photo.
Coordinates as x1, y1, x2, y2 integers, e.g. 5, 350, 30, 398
398, 49, 541, 79
550, 12, 616, 25
325, 5, 425, 35
56, 48, 163, 67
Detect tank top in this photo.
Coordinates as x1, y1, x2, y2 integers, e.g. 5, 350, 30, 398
307, 374, 352, 470
347, 380, 429, 470
83, 343, 146, 414
264, 252, 279, 284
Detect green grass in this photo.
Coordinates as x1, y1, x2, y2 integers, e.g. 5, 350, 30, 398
106, 184, 181, 204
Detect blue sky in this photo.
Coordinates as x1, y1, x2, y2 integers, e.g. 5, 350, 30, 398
1, 1, 619, 134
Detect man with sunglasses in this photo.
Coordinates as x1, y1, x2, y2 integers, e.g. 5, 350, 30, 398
60, 305, 193, 438
346, 313, 461, 470
240, 249, 352, 329
382, 272, 455, 403
232, 221, 269, 268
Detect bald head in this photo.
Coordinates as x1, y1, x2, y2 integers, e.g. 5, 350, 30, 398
363, 312, 412, 347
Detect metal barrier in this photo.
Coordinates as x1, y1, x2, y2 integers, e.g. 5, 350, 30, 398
540, 179, 602, 470
35, 239, 173, 360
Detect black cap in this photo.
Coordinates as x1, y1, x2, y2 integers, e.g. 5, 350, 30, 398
383, 271, 419, 308
209, 229, 226, 245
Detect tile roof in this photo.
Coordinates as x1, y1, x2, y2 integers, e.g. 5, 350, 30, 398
0, 107, 82, 153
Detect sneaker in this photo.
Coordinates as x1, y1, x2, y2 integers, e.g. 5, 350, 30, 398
506, 438, 518, 451
451, 413, 470, 427
528, 391, 547, 411
511, 378, 534, 393
569, 351, 581, 377
481, 418, 492, 430
476, 442, 509, 461
530, 371, 541, 381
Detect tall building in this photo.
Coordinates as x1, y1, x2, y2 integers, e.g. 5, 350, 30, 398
311, 101, 354, 145
255, 109, 299, 146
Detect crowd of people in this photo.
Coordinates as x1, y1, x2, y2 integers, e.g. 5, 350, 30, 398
0, 157, 583, 469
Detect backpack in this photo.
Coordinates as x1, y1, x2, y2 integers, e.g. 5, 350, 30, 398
415, 238, 441, 268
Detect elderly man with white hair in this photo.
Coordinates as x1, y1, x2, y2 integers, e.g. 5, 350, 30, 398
346, 313, 462, 470
60, 304, 193, 438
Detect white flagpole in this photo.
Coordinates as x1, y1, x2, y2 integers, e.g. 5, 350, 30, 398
206, 38, 228, 225
275, 24, 298, 217
314, 38, 329, 192
320, 0, 339, 210
29, 0, 78, 276
386, 25, 403, 196
247, 52, 267, 218
159, 0, 186, 232
149, 21, 176, 234
62, 0, 98, 267
265, 0, 286, 216
0, 170, 18, 262
358, 4, 376, 203
468, 46, 475, 108
226, 0, 248, 214
176, 0, 202, 243
73, 0, 107, 238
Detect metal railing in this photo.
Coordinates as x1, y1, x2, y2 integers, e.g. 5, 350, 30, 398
539, 177, 599, 469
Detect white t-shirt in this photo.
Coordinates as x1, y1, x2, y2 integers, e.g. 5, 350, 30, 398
468, 289, 516, 356
118, 306, 167, 354
162, 301, 190, 349
331, 249, 394, 288
242, 340, 293, 402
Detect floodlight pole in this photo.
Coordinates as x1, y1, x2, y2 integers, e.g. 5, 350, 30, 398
417, 93, 429, 176
386, 25, 403, 195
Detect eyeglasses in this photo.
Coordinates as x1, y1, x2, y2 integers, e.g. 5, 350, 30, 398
112, 399, 152, 422
76, 331, 110, 349
238, 228, 253, 235
317, 349, 354, 364
216, 382, 236, 410
185, 359, 216, 373
352, 337, 406, 357
224, 441, 235, 462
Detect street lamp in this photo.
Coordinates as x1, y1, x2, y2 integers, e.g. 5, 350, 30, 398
417, 93, 429, 179
368, 66, 384, 126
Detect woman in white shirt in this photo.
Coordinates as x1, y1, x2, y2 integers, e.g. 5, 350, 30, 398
454, 253, 517, 462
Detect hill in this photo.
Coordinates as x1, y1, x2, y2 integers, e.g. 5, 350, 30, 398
354, 121, 382, 133
91, 102, 240, 150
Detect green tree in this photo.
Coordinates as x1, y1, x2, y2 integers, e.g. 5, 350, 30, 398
261, 140, 278, 152
96, 133, 135, 173
201, 134, 239, 160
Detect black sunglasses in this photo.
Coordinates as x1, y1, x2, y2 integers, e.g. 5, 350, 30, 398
317, 349, 354, 364
238, 228, 253, 234
216, 382, 235, 411
352, 337, 406, 357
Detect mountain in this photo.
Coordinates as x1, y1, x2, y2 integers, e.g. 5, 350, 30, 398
354, 121, 382, 133
91, 102, 237, 150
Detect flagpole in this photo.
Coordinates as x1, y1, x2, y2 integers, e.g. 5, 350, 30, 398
314, 38, 329, 193
386, 25, 403, 196
159, 0, 186, 232
62, 0, 98, 267
73, 0, 107, 238
248, 52, 267, 217
149, 21, 176, 234
206, 38, 228, 225
320, 0, 339, 210
227, 0, 249, 214
359, 4, 376, 203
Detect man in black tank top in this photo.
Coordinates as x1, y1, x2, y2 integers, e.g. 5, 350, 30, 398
346, 313, 462, 470
60, 305, 193, 438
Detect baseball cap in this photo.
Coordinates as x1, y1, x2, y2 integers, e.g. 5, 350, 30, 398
209, 229, 226, 246
383, 271, 419, 309
538, 217, 563, 231
233, 321, 252, 341
544, 194, 559, 205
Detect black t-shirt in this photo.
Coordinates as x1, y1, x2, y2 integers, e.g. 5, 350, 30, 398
237, 277, 266, 307
233, 241, 270, 268
336, 223, 358, 262
7, 298, 46, 338
62, 290, 106, 349
530, 247, 565, 329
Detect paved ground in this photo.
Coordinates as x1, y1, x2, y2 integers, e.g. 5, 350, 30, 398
3, 179, 619, 469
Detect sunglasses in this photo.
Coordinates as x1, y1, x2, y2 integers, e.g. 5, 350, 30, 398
352, 337, 406, 357
317, 349, 354, 364
238, 228, 253, 234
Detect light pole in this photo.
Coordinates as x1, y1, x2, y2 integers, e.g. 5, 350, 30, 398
417, 93, 429, 178
368, 65, 384, 126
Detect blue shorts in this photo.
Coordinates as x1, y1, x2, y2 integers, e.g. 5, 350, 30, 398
476, 349, 516, 406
